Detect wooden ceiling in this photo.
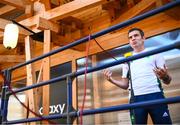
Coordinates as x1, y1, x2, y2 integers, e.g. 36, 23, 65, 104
0, 0, 179, 71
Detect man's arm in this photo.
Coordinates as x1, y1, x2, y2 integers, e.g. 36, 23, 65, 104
103, 69, 129, 89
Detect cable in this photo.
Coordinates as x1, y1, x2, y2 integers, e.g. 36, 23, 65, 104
93, 38, 118, 61
79, 34, 91, 125
79, 31, 118, 125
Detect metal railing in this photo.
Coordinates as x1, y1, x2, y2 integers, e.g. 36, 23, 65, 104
0, 1, 180, 124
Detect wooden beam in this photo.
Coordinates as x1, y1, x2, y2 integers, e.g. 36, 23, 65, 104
101, 0, 121, 21
25, 36, 36, 119
155, 0, 180, 20
51, 0, 59, 6
0, 5, 16, 15
156, 0, 163, 7
165, 6, 180, 20
59, 0, 74, 5
102, 0, 121, 10
21, 0, 34, 5
42, 30, 51, 123
34, 61, 43, 113
45, 0, 107, 21
37, 17, 60, 33
0, 0, 25, 9
60, 16, 83, 30
112, 0, 156, 25
72, 59, 78, 125
40, 0, 51, 10
15, 4, 34, 21
19, 0, 108, 27
0, 55, 25, 63
33, 0, 45, 15
127, 0, 135, 8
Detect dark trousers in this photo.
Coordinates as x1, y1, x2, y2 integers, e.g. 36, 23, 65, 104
130, 92, 172, 125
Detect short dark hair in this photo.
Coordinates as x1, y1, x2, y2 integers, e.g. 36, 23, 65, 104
128, 28, 144, 37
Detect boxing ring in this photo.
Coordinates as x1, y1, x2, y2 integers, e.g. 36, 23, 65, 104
0, 1, 180, 124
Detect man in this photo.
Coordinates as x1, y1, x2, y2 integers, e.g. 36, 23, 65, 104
103, 28, 172, 124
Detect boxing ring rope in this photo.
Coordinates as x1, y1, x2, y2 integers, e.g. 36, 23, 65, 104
0, 0, 180, 124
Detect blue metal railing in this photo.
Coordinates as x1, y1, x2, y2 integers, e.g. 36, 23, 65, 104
1, 0, 180, 124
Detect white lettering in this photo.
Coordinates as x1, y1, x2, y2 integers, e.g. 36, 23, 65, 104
49, 105, 54, 114
39, 104, 66, 115
59, 104, 66, 114
39, 107, 43, 115
54, 105, 59, 113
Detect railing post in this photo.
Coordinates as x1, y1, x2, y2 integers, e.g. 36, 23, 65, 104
0, 70, 11, 124
66, 76, 73, 125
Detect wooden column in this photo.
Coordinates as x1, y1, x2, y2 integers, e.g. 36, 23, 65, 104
42, 30, 51, 124
25, 36, 36, 124
92, 55, 102, 124
72, 59, 78, 125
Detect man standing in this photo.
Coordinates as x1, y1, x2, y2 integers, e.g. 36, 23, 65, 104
103, 28, 172, 124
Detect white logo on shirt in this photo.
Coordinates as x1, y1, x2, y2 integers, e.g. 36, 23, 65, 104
163, 112, 168, 117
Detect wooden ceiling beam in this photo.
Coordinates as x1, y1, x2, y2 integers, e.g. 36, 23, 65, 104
44, 0, 108, 21
112, 0, 156, 25
102, 0, 121, 21
15, 4, 34, 21
21, 0, 35, 5
0, 55, 25, 63
40, 0, 51, 10
165, 6, 180, 20
19, 0, 108, 27
37, 17, 60, 33
0, 5, 16, 15
0, 0, 26, 10
155, 0, 180, 20
127, 0, 135, 8
60, 16, 83, 30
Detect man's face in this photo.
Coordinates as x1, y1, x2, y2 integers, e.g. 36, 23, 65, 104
128, 30, 145, 50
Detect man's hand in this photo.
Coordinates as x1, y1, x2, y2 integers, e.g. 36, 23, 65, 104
102, 69, 129, 89
153, 64, 171, 84
103, 69, 112, 81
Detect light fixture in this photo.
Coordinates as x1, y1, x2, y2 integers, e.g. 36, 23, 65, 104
3, 23, 19, 49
